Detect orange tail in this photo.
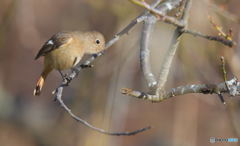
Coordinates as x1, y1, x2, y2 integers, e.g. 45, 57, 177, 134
33, 76, 45, 96
33, 67, 51, 96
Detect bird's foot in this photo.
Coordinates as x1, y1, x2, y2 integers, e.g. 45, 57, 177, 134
58, 70, 69, 81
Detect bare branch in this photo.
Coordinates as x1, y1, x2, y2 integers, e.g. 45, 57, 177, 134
156, 29, 183, 95
182, 29, 235, 47
123, 0, 236, 104
181, 0, 192, 24
55, 92, 151, 136
129, 0, 185, 27
155, 0, 192, 95
121, 77, 240, 102
122, 0, 193, 101
140, 0, 184, 91
140, 18, 158, 90
221, 56, 229, 90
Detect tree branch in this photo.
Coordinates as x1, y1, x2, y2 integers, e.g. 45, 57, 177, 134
123, 0, 237, 104
140, 19, 157, 89
182, 29, 235, 47
140, 0, 184, 91
156, 28, 183, 95
129, 0, 185, 27
55, 92, 151, 135
121, 77, 240, 102
155, 0, 192, 95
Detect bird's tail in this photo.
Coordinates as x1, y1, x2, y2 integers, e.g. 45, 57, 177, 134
33, 68, 51, 96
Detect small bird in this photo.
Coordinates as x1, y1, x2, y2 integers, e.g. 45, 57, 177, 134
33, 31, 105, 96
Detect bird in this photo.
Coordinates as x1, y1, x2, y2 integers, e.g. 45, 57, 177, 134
33, 31, 105, 96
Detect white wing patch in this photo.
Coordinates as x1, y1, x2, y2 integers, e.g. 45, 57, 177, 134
47, 40, 54, 45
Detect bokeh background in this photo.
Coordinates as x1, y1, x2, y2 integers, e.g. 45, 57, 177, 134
0, 0, 240, 146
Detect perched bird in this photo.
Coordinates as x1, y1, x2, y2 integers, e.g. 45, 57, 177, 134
33, 31, 105, 96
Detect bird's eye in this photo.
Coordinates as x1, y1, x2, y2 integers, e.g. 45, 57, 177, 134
95, 39, 100, 44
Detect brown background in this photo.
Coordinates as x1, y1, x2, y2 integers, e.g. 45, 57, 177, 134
0, 0, 240, 146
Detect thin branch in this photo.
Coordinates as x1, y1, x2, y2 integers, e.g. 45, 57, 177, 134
122, 55, 240, 103
155, 28, 183, 95
110, 0, 162, 42
55, 92, 151, 135
140, 20, 157, 90
155, 0, 192, 95
221, 57, 228, 86
181, 0, 192, 25
121, 77, 240, 102
140, 0, 184, 91
129, 0, 185, 27
220, 56, 230, 95
182, 29, 235, 47
213, 56, 228, 104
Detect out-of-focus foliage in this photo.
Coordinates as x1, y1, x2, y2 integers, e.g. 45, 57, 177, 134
0, 0, 240, 146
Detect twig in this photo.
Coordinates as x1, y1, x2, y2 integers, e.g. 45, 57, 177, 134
214, 56, 229, 104
155, 28, 183, 96
55, 92, 151, 135
129, 0, 185, 27
140, 19, 157, 90
182, 29, 235, 47
221, 56, 230, 92
208, 16, 234, 42
121, 77, 240, 102
123, 0, 237, 104
181, 0, 192, 25
221, 56, 228, 83
155, 0, 192, 95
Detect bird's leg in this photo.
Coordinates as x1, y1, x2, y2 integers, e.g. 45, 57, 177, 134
58, 70, 67, 81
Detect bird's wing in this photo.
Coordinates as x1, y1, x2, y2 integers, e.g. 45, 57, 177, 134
34, 32, 72, 60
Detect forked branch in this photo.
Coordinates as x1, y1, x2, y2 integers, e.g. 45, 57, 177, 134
123, 0, 236, 103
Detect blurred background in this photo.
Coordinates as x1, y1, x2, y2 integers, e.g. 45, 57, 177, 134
0, 0, 240, 145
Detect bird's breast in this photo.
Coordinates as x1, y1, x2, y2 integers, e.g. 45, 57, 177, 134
44, 44, 84, 70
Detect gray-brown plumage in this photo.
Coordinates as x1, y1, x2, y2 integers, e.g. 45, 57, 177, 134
33, 31, 105, 96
